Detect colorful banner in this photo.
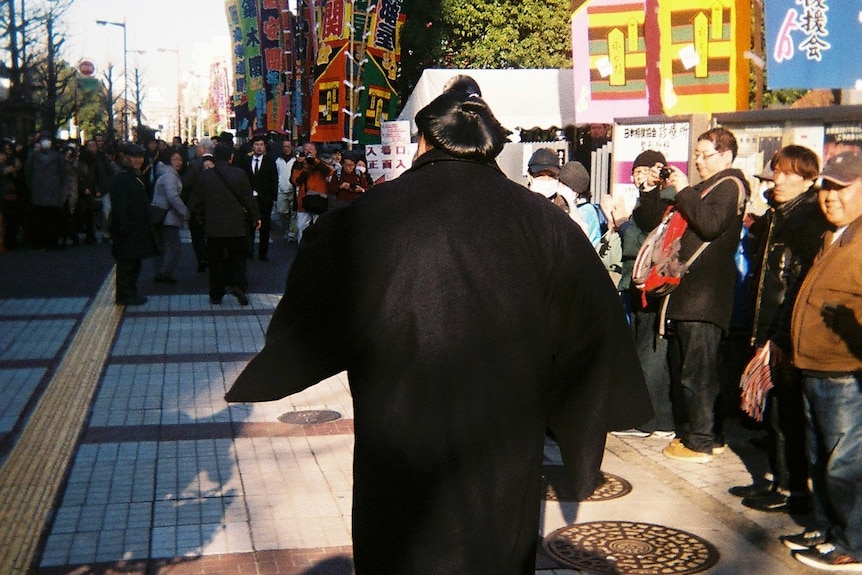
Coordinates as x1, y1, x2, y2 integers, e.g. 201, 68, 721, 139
226, 0, 293, 136
656, 0, 750, 116
765, 0, 862, 89
571, 0, 652, 124
354, 0, 405, 144
308, 0, 405, 145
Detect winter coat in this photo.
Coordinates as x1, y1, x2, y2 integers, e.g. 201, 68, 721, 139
108, 163, 159, 260
748, 187, 829, 350
792, 214, 862, 374
151, 163, 190, 228
25, 149, 67, 207
190, 161, 260, 238
665, 168, 749, 332
225, 148, 652, 574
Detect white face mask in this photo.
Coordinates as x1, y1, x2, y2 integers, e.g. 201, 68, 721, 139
529, 177, 559, 199
40, 139, 51, 149
355, 165, 366, 174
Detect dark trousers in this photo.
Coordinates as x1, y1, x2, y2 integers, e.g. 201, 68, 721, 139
30, 205, 63, 249
76, 197, 96, 243
667, 321, 723, 453
207, 236, 248, 300
766, 362, 810, 493
189, 218, 207, 266
254, 198, 273, 259
115, 258, 142, 302
633, 310, 673, 433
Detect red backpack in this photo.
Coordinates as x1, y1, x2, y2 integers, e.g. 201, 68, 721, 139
632, 176, 746, 308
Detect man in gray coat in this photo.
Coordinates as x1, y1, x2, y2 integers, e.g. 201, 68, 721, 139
190, 143, 261, 305
24, 132, 66, 250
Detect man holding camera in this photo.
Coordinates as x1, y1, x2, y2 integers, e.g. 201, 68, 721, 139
660, 127, 749, 463
783, 151, 862, 572
290, 142, 333, 244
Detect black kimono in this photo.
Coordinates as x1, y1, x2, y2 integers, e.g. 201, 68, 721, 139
226, 149, 651, 574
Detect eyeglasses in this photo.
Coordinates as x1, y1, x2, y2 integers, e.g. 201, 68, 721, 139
693, 151, 721, 161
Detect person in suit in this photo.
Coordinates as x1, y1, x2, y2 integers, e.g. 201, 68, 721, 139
242, 134, 278, 261
190, 143, 261, 305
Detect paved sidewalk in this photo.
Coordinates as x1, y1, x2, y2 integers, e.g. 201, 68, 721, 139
0, 236, 820, 574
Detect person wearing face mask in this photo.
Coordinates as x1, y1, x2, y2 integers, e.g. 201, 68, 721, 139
24, 132, 67, 250
526, 148, 589, 236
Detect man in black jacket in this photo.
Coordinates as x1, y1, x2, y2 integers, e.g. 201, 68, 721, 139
190, 143, 261, 305
660, 127, 749, 462
242, 134, 278, 261
108, 144, 159, 306
732, 145, 828, 512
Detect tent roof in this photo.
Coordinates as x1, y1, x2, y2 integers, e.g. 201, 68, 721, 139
397, 68, 576, 134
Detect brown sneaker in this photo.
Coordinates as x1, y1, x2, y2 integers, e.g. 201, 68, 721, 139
663, 440, 712, 463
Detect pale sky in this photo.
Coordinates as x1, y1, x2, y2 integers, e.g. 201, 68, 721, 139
62, 0, 232, 93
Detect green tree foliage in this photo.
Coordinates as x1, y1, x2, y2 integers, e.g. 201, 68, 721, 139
399, 0, 573, 108
438, 0, 572, 69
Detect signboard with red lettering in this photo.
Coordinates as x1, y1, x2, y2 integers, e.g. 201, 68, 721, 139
765, 0, 862, 89
77, 59, 97, 77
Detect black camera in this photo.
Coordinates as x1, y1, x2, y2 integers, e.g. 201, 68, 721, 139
658, 166, 672, 180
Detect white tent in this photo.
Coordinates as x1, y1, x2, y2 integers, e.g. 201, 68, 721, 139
397, 68, 576, 135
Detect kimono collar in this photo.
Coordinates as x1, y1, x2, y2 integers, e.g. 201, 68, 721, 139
406, 148, 504, 176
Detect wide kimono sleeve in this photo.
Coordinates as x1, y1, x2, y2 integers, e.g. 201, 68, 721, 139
546, 226, 653, 499
225, 211, 350, 402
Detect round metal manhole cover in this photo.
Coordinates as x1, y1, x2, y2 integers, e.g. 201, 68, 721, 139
544, 521, 720, 575
278, 410, 342, 425
542, 468, 632, 502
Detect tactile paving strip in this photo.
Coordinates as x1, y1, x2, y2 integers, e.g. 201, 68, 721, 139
0, 268, 122, 574
543, 520, 720, 574
543, 467, 633, 502
278, 410, 342, 425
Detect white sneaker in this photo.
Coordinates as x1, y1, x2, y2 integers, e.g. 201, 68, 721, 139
611, 429, 651, 438
650, 430, 676, 439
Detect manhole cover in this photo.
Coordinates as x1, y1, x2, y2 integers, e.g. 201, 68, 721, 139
544, 521, 720, 574
278, 410, 342, 425
542, 468, 632, 502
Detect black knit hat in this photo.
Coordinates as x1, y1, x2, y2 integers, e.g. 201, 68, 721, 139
632, 150, 667, 171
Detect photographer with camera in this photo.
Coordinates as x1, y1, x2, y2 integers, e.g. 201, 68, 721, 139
613, 149, 678, 440
290, 142, 333, 244
328, 155, 372, 208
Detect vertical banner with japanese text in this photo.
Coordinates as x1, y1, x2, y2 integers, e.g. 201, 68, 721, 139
571, 0, 651, 124
656, 0, 750, 116
310, 0, 350, 141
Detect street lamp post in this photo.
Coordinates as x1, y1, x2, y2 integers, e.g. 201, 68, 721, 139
96, 18, 128, 140
158, 48, 182, 141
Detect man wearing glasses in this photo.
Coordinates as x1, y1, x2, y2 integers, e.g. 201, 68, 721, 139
659, 127, 750, 463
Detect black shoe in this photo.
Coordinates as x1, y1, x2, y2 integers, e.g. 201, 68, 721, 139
154, 274, 177, 284
781, 530, 828, 551
742, 491, 810, 514
231, 287, 249, 306
210, 297, 222, 305
729, 483, 773, 498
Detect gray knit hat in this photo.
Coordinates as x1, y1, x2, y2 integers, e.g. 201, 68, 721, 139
559, 161, 590, 195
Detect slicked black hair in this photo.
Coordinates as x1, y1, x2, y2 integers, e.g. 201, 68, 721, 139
414, 76, 509, 163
